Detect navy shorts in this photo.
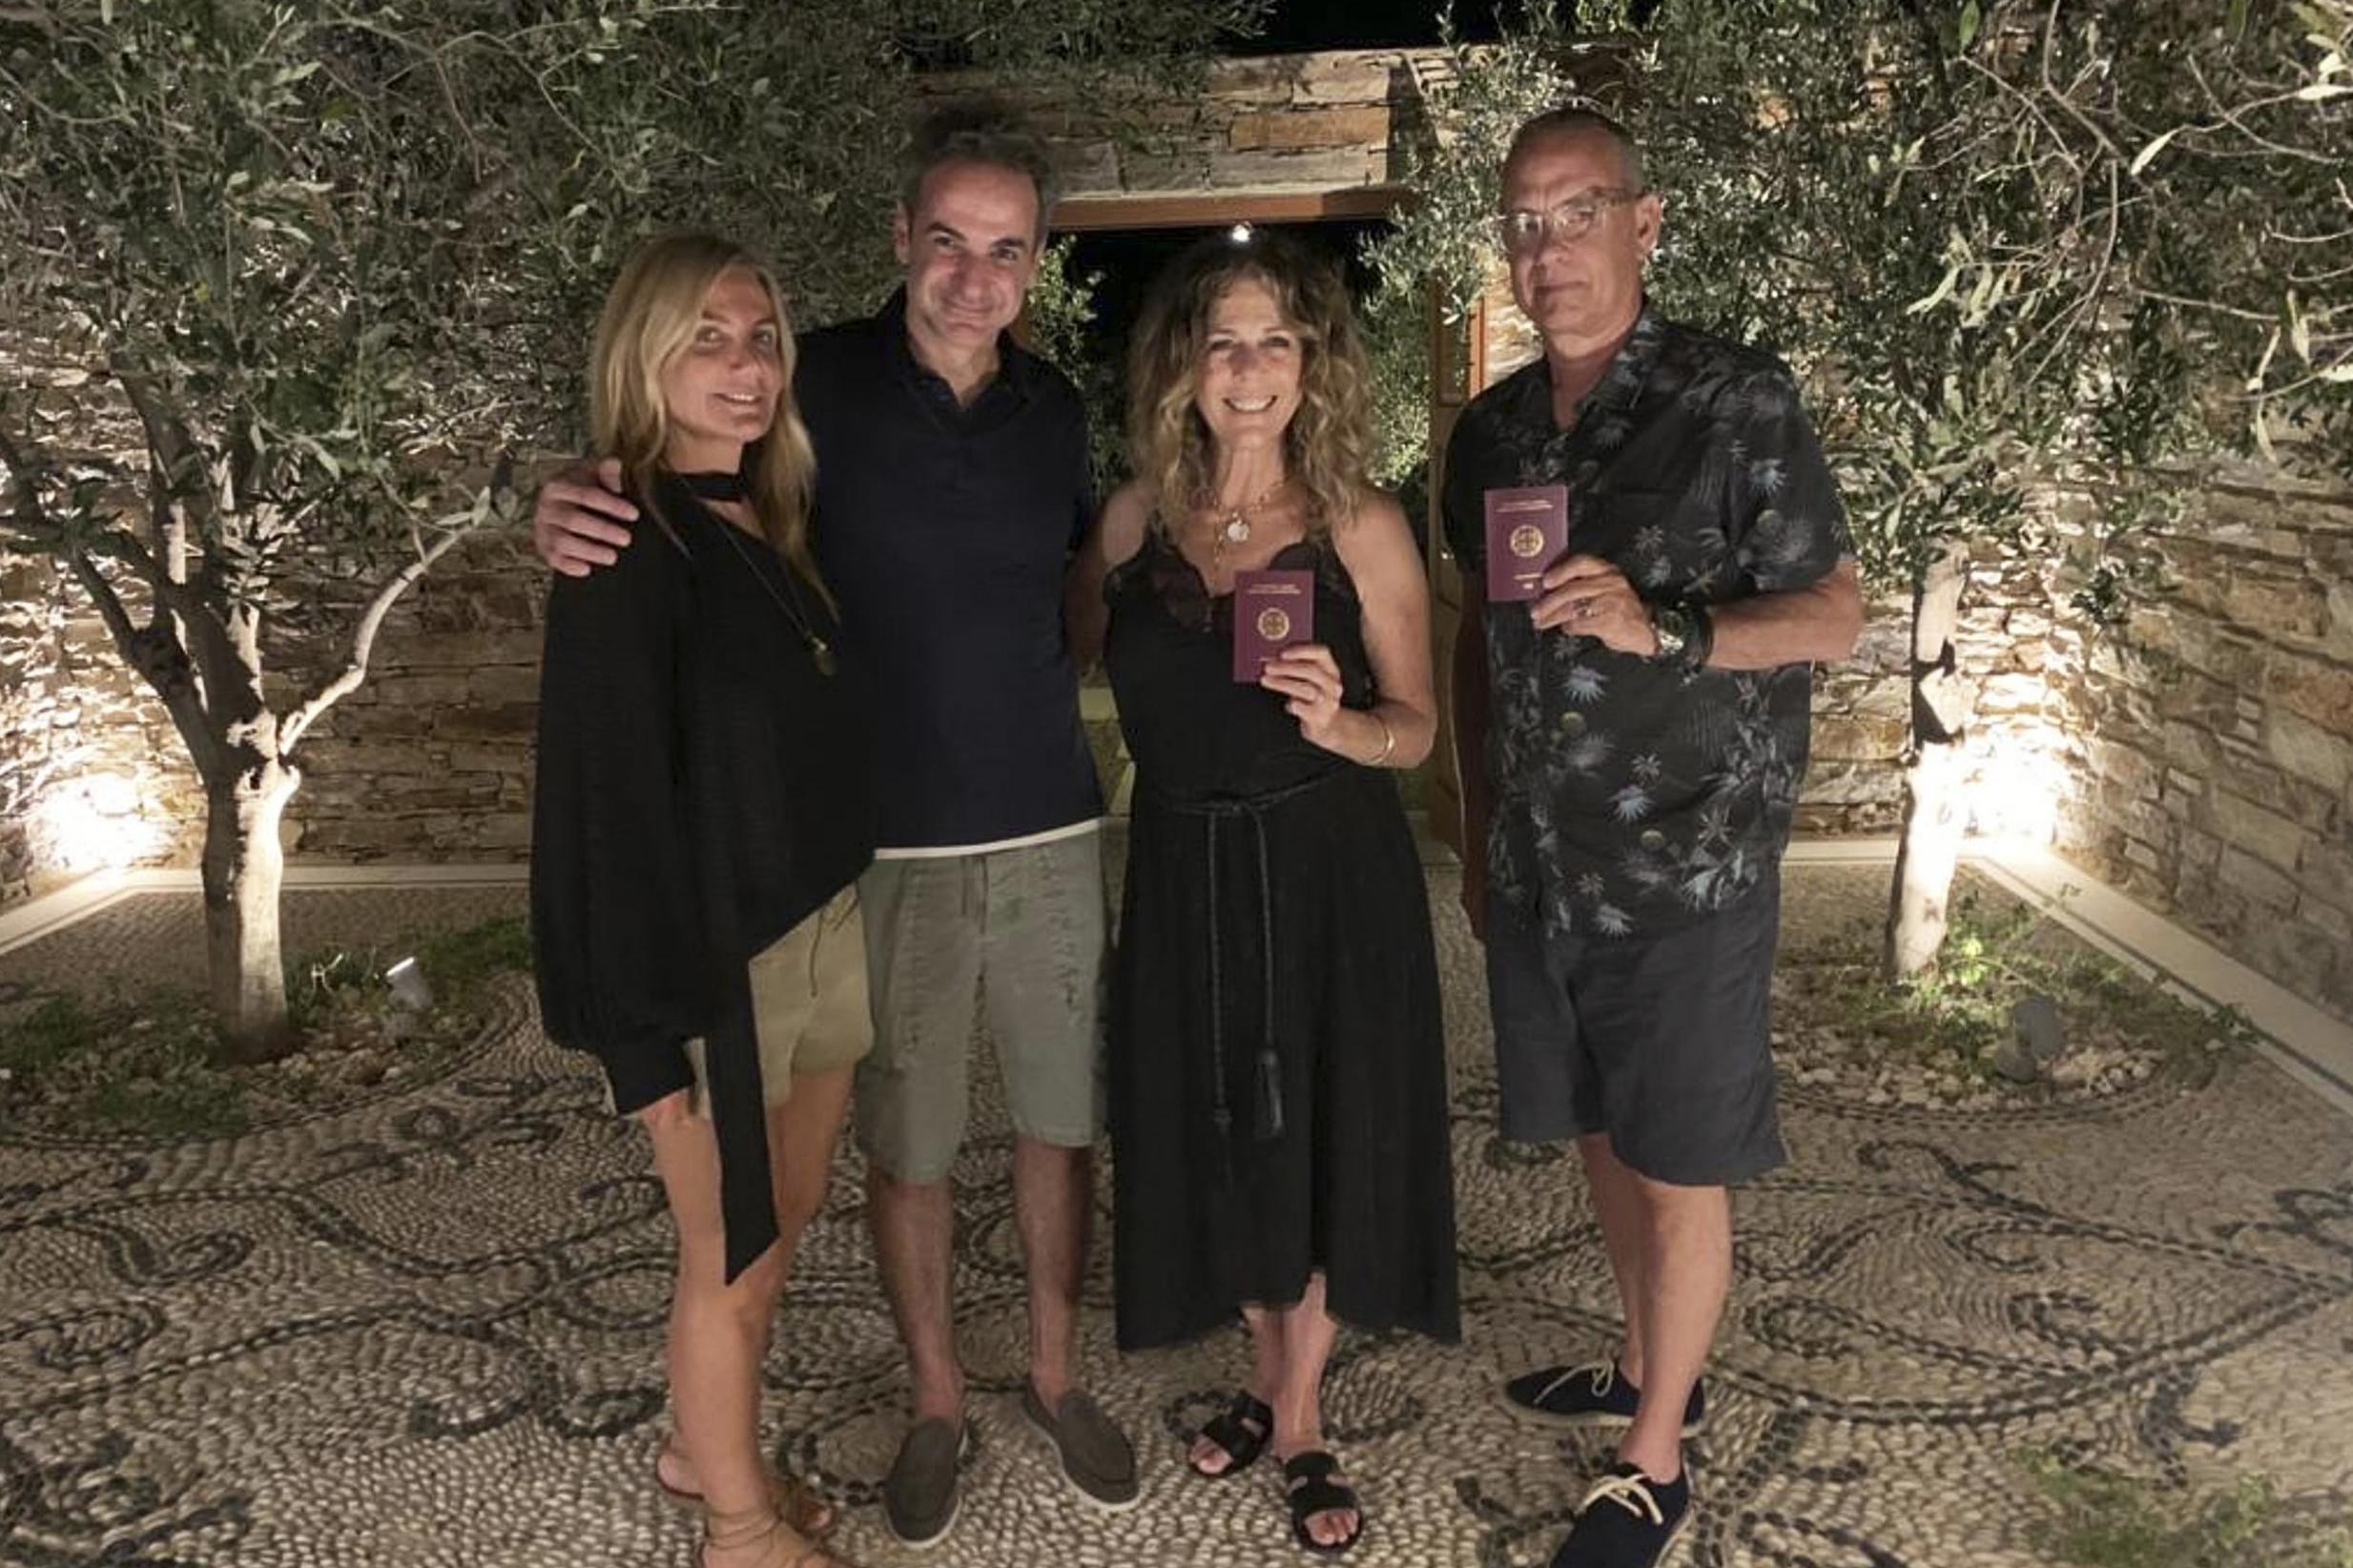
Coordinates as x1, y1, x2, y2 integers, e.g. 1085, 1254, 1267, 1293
1483, 871, 1786, 1186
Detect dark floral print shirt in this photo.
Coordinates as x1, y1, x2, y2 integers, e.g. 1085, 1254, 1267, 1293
1441, 307, 1851, 939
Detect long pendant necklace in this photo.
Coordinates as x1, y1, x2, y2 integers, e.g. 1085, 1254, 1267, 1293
707, 500, 837, 678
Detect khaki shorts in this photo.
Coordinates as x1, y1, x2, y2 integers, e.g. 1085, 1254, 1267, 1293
854, 833, 1108, 1183
683, 885, 872, 1117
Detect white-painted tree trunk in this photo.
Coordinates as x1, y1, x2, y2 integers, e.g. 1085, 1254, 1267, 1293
201, 758, 300, 1063
1885, 538, 1976, 980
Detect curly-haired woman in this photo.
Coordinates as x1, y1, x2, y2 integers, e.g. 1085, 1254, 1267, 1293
1068, 232, 1460, 1557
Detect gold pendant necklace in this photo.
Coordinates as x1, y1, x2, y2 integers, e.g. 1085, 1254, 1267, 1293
1207, 479, 1288, 575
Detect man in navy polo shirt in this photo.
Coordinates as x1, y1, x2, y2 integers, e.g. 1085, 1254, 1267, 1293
534, 101, 1133, 1547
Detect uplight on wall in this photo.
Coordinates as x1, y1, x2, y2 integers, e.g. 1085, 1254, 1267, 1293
1968, 745, 2074, 845
31, 773, 166, 875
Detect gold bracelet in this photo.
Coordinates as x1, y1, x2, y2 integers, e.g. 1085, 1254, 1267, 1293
1364, 712, 1396, 768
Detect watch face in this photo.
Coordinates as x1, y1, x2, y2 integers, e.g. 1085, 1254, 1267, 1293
1653, 607, 1688, 657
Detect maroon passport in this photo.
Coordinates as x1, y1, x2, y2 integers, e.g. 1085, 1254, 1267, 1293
1231, 567, 1315, 681
1484, 484, 1569, 601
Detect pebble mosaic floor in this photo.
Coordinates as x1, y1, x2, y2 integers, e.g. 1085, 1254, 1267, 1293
3, 864, 2350, 1567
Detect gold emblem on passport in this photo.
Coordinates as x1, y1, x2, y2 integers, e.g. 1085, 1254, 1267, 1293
1509, 523, 1547, 560
1256, 607, 1292, 642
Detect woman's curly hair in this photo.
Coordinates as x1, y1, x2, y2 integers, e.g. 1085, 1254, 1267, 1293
1126, 231, 1374, 541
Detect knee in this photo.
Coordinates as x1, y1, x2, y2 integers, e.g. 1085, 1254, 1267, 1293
678, 1239, 789, 1327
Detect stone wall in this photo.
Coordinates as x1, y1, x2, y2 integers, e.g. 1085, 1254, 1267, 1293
1019, 48, 1458, 199
279, 532, 545, 863
0, 336, 205, 901
0, 552, 201, 901
2050, 470, 2353, 1021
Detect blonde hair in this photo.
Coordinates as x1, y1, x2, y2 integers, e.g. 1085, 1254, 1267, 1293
1125, 232, 1374, 542
588, 231, 824, 595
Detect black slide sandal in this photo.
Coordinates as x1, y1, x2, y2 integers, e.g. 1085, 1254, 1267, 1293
1282, 1450, 1365, 1556
1190, 1392, 1274, 1478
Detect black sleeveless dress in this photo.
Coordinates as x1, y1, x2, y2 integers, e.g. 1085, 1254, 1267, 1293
1104, 531, 1459, 1351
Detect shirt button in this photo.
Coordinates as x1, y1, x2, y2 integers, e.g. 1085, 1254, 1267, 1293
1639, 829, 1666, 851
1557, 712, 1588, 736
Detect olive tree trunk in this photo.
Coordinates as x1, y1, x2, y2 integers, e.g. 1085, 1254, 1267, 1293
1884, 538, 1976, 980
201, 754, 301, 1062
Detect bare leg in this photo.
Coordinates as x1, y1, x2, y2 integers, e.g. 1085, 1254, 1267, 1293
1268, 1274, 1359, 1550
869, 1165, 963, 1423
1188, 1305, 1283, 1475
1013, 1135, 1090, 1407
645, 1096, 815, 1566
1579, 1131, 1651, 1384
661, 1067, 857, 1501
1606, 1145, 1732, 1483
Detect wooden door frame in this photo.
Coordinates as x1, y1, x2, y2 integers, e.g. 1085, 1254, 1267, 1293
1051, 184, 1411, 234
1423, 289, 1484, 857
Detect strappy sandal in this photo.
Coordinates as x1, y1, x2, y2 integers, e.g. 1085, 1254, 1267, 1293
657, 1436, 837, 1537
1282, 1450, 1365, 1556
1188, 1391, 1274, 1479
700, 1501, 845, 1568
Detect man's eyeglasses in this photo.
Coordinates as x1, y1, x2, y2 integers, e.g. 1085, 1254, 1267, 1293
1497, 191, 1642, 255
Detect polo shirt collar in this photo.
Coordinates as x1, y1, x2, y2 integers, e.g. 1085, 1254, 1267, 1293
877, 286, 1039, 404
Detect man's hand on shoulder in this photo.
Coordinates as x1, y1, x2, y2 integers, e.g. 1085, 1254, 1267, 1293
533, 457, 638, 577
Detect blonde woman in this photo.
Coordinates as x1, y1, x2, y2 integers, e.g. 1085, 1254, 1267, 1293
1068, 232, 1460, 1556
531, 232, 867, 1568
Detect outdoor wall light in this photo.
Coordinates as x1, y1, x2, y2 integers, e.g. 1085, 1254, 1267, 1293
1229, 222, 1253, 243
385, 957, 434, 1014
32, 774, 165, 876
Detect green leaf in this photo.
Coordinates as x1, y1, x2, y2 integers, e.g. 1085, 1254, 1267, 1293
1957, 0, 1981, 49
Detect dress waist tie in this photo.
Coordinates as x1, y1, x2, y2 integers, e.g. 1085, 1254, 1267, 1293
1148, 765, 1355, 1180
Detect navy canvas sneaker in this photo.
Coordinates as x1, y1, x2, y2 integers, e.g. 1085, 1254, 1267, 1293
1501, 1359, 1707, 1435
1549, 1462, 1691, 1568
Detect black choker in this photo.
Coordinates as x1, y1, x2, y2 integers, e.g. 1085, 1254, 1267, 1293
676, 469, 749, 503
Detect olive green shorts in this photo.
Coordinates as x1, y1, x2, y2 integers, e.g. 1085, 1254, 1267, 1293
853, 833, 1108, 1183
682, 884, 871, 1116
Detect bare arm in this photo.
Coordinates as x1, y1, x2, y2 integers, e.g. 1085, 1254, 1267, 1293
1705, 556, 1865, 668
1065, 482, 1150, 675
1260, 494, 1436, 769
531, 456, 639, 577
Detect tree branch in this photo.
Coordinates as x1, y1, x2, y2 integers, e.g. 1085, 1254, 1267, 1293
279, 521, 474, 753
0, 410, 233, 776
111, 360, 223, 539
64, 548, 233, 779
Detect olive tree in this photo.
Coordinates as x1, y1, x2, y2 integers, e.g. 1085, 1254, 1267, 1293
0, 0, 1255, 1059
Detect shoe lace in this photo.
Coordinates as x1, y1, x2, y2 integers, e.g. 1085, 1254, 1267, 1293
1588, 1362, 1616, 1399
1580, 1471, 1665, 1528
